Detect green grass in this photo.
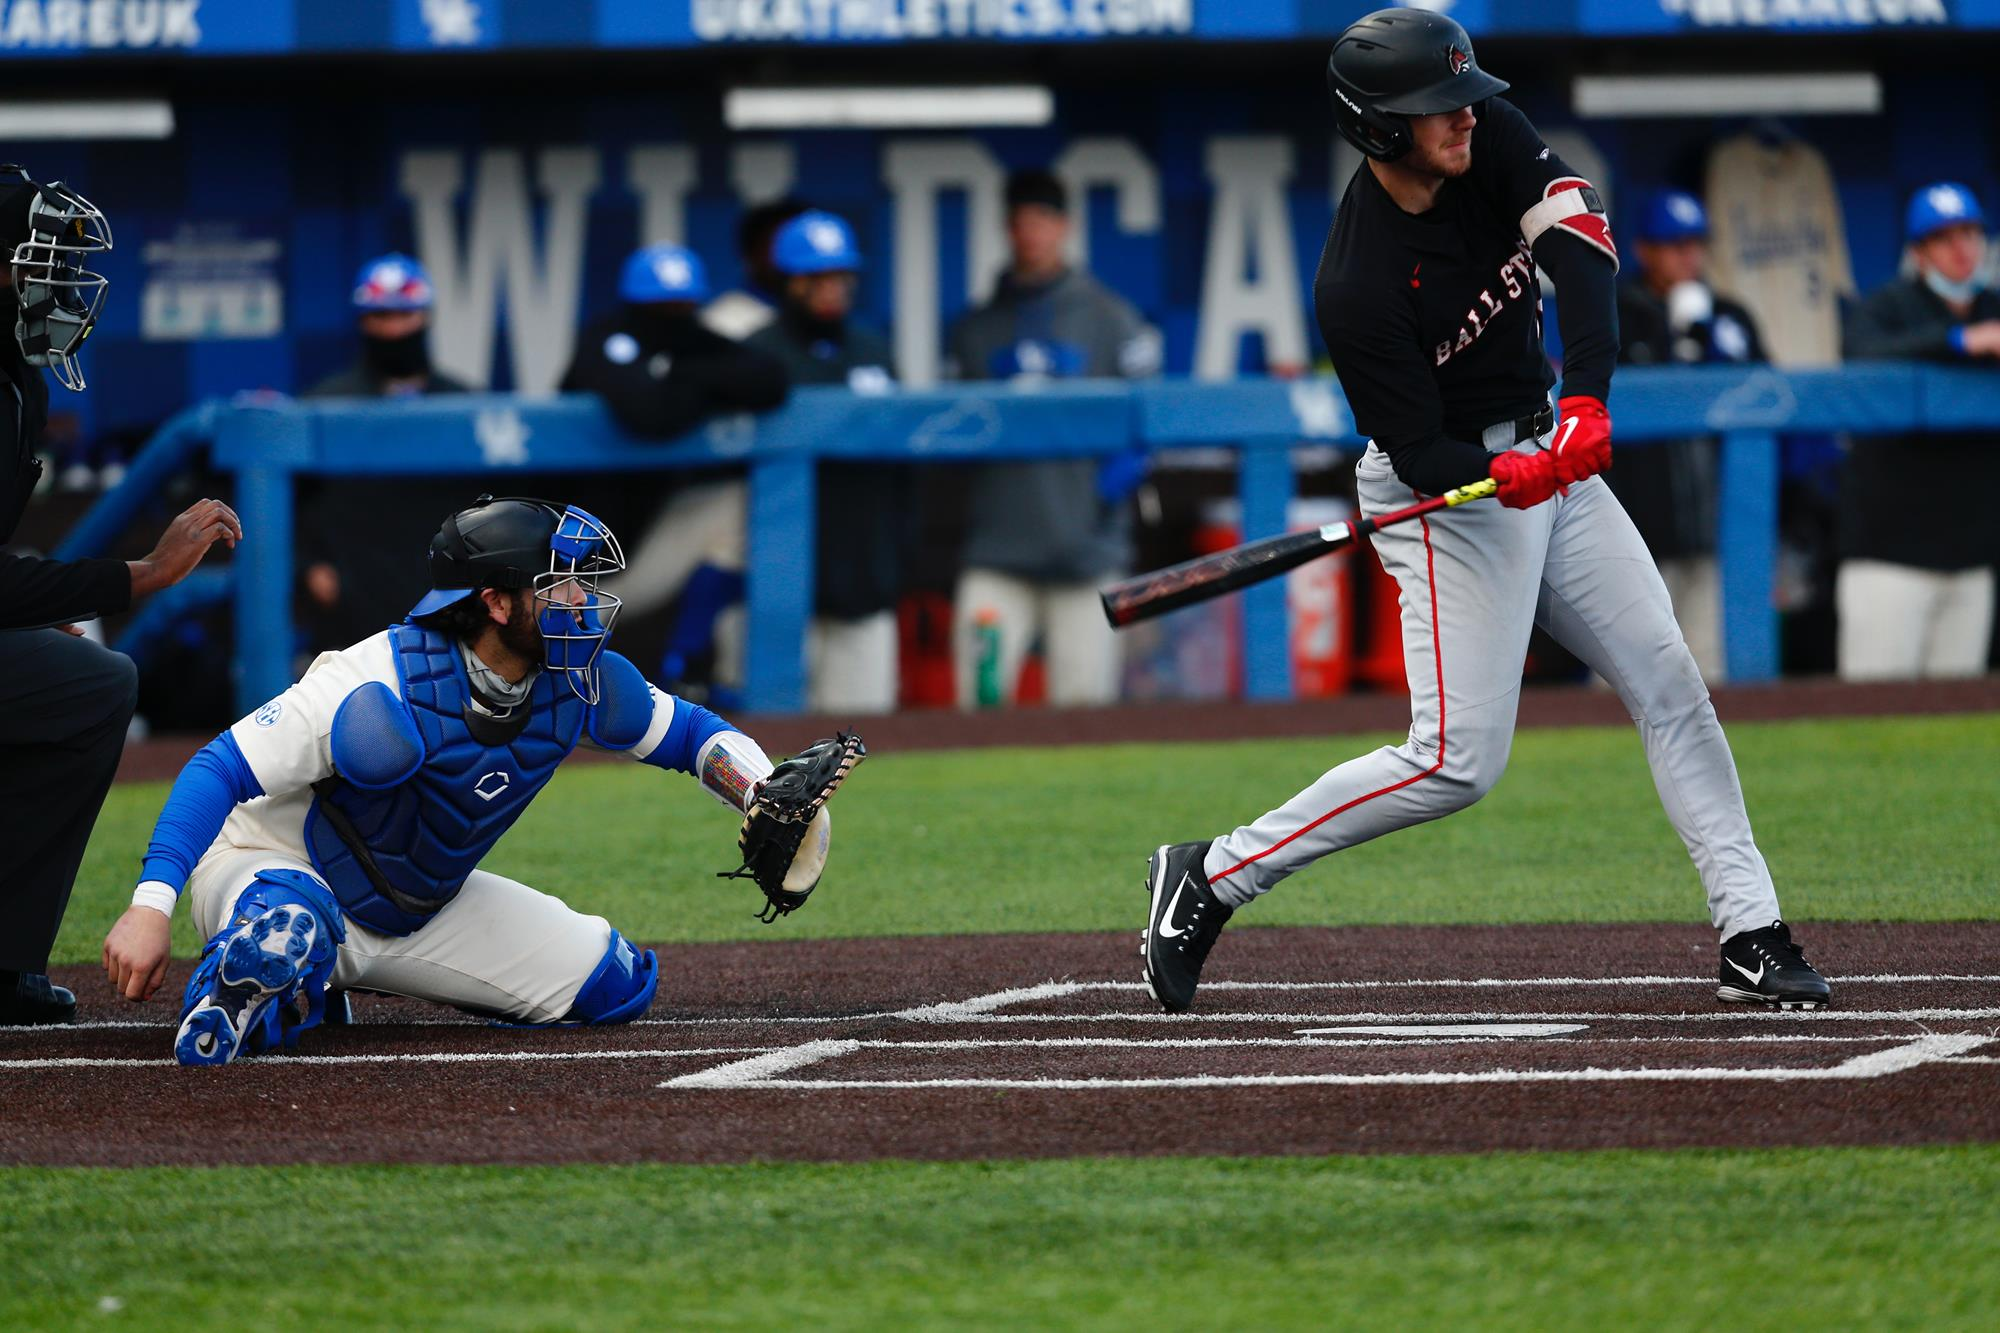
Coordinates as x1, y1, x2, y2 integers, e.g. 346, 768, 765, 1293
4, 1147, 1996, 1329
56, 713, 1999, 965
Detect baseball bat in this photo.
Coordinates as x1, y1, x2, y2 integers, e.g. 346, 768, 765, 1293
1099, 476, 1499, 628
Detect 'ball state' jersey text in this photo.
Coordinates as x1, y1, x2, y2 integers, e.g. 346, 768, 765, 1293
1315, 98, 1617, 495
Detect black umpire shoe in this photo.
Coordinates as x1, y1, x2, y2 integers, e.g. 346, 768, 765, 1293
0, 970, 78, 1026
1142, 841, 1233, 1014
1718, 921, 1831, 1010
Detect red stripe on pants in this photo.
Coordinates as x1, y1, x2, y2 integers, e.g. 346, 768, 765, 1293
1209, 513, 1449, 887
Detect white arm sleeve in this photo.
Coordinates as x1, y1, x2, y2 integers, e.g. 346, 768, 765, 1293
695, 729, 774, 812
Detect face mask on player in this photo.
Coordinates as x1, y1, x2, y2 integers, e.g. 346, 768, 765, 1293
1923, 267, 1982, 306
533, 505, 625, 705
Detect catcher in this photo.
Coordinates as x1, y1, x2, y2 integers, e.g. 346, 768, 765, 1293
100, 495, 864, 1066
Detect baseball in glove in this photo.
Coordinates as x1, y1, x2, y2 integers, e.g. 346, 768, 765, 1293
718, 730, 867, 922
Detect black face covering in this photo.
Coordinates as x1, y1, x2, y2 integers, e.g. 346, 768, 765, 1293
363, 327, 431, 380
622, 301, 698, 346
780, 299, 846, 348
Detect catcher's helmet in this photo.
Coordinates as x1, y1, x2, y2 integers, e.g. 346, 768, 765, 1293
410, 495, 626, 703
1, 164, 112, 392
1327, 9, 1509, 164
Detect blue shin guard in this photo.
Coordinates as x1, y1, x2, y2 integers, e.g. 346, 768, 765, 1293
562, 929, 660, 1025
175, 871, 346, 1067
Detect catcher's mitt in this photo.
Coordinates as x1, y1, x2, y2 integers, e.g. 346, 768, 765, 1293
718, 730, 866, 922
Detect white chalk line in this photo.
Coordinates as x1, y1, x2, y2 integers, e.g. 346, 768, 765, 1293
0, 1046, 766, 1072
664, 1040, 863, 1089
0, 1031, 1933, 1072
20, 972, 1991, 1035
9, 1027, 1994, 1076
1117, 974, 2000, 992
17, 982, 1092, 1036
663, 1034, 1994, 1092
835, 1007, 2000, 1026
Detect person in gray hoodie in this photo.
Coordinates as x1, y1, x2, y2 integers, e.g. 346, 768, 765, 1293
945, 169, 1160, 708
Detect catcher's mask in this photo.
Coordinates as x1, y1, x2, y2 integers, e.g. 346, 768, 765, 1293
410, 495, 627, 704
2, 165, 112, 391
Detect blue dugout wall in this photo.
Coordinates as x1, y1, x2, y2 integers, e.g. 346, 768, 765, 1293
171, 362, 1982, 716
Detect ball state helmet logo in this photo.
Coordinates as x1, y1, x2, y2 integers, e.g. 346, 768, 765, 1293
1447, 46, 1470, 76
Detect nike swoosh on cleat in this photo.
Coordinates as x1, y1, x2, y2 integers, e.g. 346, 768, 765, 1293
1156, 872, 1192, 939
1725, 957, 1766, 986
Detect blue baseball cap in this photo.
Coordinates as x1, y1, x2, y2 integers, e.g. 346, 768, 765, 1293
772, 210, 863, 275
1637, 190, 1709, 244
1906, 182, 1986, 243
619, 244, 710, 303
352, 253, 435, 311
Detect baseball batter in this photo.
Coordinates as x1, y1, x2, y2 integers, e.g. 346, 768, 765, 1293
101, 496, 859, 1065
1141, 10, 1830, 1014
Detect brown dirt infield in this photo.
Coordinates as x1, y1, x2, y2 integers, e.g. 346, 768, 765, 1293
5, 922, 1996, 1167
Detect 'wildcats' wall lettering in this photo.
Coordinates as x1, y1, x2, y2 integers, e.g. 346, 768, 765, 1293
395, 135, 1312, 391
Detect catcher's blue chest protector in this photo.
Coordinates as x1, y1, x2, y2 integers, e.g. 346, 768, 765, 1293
304, 624, 622, 936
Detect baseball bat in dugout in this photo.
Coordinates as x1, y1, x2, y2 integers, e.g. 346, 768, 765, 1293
1099, 476, 1499, 628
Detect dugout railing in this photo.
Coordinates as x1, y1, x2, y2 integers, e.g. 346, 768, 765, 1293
56, 364, 1989, 714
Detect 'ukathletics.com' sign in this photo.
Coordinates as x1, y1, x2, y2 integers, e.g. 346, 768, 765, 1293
687, 0, 1195, 41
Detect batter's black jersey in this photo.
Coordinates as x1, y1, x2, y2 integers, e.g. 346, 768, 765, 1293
1316, 98, 1619, 496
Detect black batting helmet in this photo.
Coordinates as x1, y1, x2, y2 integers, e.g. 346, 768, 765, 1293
1328, 8, 1509, 164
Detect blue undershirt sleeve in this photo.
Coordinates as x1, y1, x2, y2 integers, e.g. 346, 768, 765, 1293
638, 694, 736, 776
139, 732, 265, 892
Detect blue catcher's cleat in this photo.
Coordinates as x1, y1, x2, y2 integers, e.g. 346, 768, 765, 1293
175, 905, 323, 1067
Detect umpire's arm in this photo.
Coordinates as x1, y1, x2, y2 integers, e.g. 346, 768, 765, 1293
0, 497, 243, 630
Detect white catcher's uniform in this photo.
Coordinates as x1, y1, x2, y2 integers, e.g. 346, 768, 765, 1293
1204, 433, 1784, 939
162, 632, 763, 1022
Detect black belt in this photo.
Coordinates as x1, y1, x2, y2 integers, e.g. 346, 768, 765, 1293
1478, 403, 1556, 452
1512, 404, 1557, 443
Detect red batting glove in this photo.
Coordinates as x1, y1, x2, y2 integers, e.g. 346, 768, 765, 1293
1489, 449, 1562, 509
1551, 395, 1612, 485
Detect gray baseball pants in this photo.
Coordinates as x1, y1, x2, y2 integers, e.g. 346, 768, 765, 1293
1203, 437, 1783, 941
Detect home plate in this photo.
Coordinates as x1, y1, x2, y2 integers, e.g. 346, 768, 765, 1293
1295, 1023, 1589, 1038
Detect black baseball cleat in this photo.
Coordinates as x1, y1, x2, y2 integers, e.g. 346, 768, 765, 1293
1142, 840, 1233, 1014
0, 971, 78, 1026
1717, 921, 1831, 1010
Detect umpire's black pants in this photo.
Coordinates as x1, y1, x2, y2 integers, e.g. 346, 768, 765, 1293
0, 629, 138, 972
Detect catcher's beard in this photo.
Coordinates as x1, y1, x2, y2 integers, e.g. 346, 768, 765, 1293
498, 590, 544, 664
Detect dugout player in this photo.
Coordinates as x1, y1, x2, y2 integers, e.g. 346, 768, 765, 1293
745, 210, 908, 713
101, 496, 850, 1065
1, 165, 241, 1026
1140, 10, 1829, 1014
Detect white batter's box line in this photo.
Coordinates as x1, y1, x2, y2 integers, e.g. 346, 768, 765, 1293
889, 981, 1086, 1023
815, 1033, 1934, 1052
0, 1045, 771, 1072
911, 1007, 2000, 1025
2, 1030, 1937, 1074
26, 1012, 905, 1033
1126, 973, 2000, 992
663, 1034, 1994, 1092
662, 1039, 863, 1089
28, 975, 1990, 1035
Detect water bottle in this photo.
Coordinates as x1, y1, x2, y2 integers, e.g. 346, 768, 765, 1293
974, 609, 1003, 708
